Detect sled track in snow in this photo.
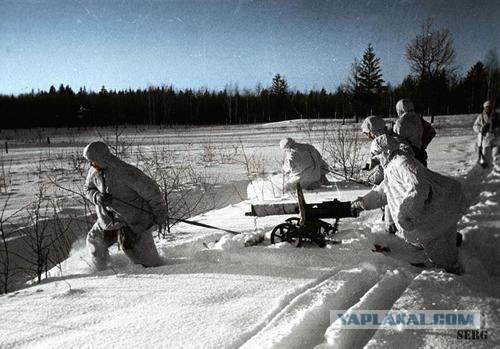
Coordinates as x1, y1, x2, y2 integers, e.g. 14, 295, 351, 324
238, 264, 415, 349
229, 267, 344, 348
317, 270, 413, 349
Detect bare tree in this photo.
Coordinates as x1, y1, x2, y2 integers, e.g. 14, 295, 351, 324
324, 126, 366, 181
346, 58, 361, 95
224, 83, 239, 124
405, 18, 456, 80
343, 58, 362, 120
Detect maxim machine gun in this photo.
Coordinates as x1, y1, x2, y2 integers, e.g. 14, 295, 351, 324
246, 183, 355, 247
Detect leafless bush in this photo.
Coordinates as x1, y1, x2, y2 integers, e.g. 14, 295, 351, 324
324, 125, 366, 181
296, 120, 331, 156
238, 141, 267, 179
201, 142, 217, 163
67, 150, 88, 176
136, 145, 221, 238
0, 182, 82, 294
45, 169, 94, 225
19, 185, 76, 284
201, 141, 241, 165
296, 120, 317, 146
95, 124, 131, 159
42, 148, 86, 177
217, 142, 240, 164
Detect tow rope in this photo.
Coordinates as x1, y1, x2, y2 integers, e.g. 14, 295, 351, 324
167, 217, 241, 235
112, 196, 242, 235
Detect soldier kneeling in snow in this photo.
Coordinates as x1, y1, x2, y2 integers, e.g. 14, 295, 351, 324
351, 135, 466, 274
83, 141, 166, 271
280, 138, 330, 190
361, 115, 410, 235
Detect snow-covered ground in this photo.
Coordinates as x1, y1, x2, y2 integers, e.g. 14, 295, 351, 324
1, 115, 499, 348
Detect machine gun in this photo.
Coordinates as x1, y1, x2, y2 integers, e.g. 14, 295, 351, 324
246, 183, 355, 247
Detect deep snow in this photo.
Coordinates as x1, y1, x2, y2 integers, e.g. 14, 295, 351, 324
0, 116, 499, 349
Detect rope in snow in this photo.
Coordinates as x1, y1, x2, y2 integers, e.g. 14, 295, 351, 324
110, 196, 242, 235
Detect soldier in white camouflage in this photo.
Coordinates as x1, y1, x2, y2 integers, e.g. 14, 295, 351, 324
83, 141, 166, 271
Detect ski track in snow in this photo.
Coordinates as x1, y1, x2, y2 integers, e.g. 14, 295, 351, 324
1, 117, 499, 348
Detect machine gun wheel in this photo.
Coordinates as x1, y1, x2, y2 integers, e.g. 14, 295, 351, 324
270, 223, 302, 247
317, 219, 337, 236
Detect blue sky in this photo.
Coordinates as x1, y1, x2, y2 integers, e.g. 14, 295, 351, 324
1, 0, 499, 95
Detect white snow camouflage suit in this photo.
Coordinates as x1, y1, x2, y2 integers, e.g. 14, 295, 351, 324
360, 135, 466, 271
361, 115, 389, 185
393, 110, 435, 167
83, 141, 166, 270
473, 110, 500, 168
281, 139, 329, 190
362, 116, 414, 233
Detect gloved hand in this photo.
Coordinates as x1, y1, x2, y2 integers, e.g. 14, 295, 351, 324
367, 165, 384, 185
481, 123, 490, 134
351, 199, 365, 217
96, 192, 112, 206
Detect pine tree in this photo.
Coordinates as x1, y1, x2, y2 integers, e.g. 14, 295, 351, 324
461, 61, 488, 111
355, 44, 385, 115
271, 73, 288, 96
270, 73, 289, 120
358, 43, 385, 94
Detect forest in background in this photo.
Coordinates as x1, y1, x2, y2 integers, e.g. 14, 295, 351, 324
1, 19, 499, 129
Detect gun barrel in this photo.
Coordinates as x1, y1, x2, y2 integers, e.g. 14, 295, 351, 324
246, 199, 354, 219
246, 202, 299, 216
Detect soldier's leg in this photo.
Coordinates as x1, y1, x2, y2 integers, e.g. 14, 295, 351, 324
120, 227, 163, 267
422, 225, 460, 274
384, 205, 397, 234
482, 146, 493, 168
492, 144, 500, 170
86, 223, 117, 271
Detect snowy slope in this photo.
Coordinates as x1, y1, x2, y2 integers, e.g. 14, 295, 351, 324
1, 117, 499, 349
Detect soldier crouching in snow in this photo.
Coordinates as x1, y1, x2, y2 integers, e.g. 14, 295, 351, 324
351, 135, 466, 274
280, 137, 330, 190
83, 141, 166, 271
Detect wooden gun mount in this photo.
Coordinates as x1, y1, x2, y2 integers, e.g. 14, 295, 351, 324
246, 183, 354, 247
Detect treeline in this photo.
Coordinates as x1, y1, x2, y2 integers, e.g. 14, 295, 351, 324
1, 19, 498, 129
0, 66, 497, 129
0, 83, 357, 128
